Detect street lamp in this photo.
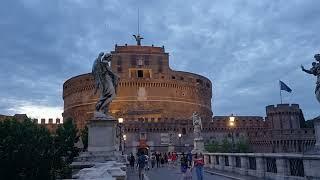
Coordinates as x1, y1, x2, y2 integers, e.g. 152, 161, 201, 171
118, 118, 124, 152
178, 133, 182, 152
229, 114, 235, 152
123, 134, 127, 153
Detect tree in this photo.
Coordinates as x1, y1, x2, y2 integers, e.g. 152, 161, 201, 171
80, 125, 88, 151
205, 141, 220, 152
54, 118, 80, 164
0, 118, 60, 179
235, 138, 250, 153
220, 138, 232, 153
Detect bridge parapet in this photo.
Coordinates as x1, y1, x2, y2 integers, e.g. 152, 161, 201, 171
203, 152, 320, 179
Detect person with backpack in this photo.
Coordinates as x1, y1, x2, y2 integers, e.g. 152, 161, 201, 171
137, 152, 147, 180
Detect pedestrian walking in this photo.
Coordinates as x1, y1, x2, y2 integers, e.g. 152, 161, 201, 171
187, 151, 192, 167
150, 153, 155, 168
180, 152, 188, 179
167, 152, 172, 168
129, 153, 135, 171
160, 154, 165, 167
156, 153, 160, 168
193, 153, 204, 180
172, 152, 177, 167
137, 152, 147, 180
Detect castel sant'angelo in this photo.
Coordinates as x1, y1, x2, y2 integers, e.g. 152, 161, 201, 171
61, 35, 316, 154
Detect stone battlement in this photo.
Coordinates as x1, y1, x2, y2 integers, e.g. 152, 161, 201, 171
266, 103, 300, 113
113, 44, 165, 54
32, 118, 62, 124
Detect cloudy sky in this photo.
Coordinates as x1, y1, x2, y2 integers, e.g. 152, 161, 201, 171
0, 0, 319, 120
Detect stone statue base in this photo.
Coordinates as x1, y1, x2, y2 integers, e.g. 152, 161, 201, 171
72, 113, 126, 170
192, 137, 206, 154
88, 114, 117, 152
168, 144, 175, 152
306, 117, 320, 155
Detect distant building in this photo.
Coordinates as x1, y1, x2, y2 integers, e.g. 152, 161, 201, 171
248, 104, 315, 153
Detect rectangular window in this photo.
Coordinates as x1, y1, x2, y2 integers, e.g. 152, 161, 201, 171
138, 70, 144, 78
131, 55, 137, 66
117, 56, 122, 65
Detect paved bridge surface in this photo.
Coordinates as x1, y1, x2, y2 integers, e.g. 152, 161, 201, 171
127, 166, 234, 180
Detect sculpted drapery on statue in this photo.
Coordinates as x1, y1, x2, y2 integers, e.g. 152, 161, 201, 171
192, 112, 202, 139
92, 52, 119, 118
301, 53, 320, 103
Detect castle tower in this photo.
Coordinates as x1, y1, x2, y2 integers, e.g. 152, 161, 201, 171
265, 104, 305, 129
63, 40, 213, 130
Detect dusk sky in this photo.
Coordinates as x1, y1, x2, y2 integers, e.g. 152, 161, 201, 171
1, 0, 319, 120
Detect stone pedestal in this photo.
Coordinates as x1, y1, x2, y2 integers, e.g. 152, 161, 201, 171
314, 118, 320, 151
306, 118, 320, 154
192, 137, 205, 154
88, 118, 117, 152
168, 144, 175, 152
72, 113, 126, 169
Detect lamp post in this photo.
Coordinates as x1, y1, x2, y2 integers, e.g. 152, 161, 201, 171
229, 114, 235, 152
123, 134, 127, 153
178, 133, 182, 153
118, 118, 124, 152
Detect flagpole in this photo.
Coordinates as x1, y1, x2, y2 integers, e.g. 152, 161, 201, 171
279, 80, 283, 104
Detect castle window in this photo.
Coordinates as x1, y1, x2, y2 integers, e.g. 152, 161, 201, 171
158, 67, 163, 73
137, 70, 144, 78
131, 55, 137, 66
182, 128, 186, 135
117, 67, 122, 73
196, 79, 203, 84
144, 56, 150, 65
138, 59, 143, 66
117, 56, 122, 65
172, 76, 176, 79
180, 77, 184, 80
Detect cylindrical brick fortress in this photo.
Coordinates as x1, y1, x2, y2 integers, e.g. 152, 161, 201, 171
63, 45, 212, 130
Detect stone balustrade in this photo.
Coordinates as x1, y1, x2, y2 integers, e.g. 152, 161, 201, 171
203, 152, 320, 180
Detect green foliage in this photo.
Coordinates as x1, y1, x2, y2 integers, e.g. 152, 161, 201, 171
205, 137, 250, 153
236, 138, 250, 153
81, 125, 88, 151
0, 117, 81, 179
0, 119, 59, 179
205, 141, 220, 152
220, 138, 233, 152
305, 120, 314, 128
54, 118, 80, 164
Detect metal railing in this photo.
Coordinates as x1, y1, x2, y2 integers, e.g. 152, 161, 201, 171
204, 152, 320, 180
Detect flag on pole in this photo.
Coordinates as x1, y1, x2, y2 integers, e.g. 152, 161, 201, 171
279, 80, 292, 93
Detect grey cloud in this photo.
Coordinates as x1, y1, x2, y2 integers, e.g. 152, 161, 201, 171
0, 0, 319, 119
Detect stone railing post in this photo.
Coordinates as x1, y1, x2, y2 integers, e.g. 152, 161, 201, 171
204, 154, 210, 167
276, 157, 289, 177
229, 155, 235, 172
210, 155, 215, 168
218, 155, 225, 170
239, 156, 248, 175
255, 156, 265, 178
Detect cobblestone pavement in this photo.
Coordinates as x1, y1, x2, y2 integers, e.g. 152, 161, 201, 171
127, 166, 234, 180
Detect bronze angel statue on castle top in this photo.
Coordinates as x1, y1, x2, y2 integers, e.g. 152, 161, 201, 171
92, 52, 119, 117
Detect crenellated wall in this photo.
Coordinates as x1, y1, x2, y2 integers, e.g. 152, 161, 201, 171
266, 104, 305, 130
